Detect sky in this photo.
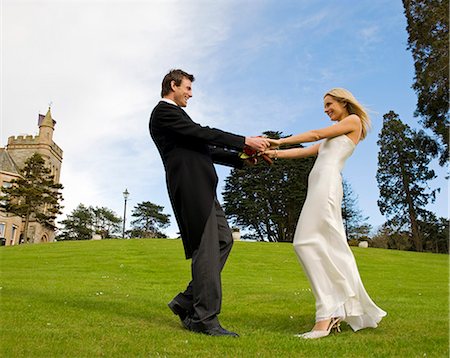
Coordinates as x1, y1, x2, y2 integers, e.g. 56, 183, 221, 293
1, 0, 448, 238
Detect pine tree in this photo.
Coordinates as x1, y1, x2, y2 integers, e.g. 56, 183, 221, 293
130, 201, 171, 238
418, 212, 449, 253
376, 111, 439, 251
58, 204, 123, 240
58, 204, 93, 240
222, 131, 315, 242
91, 206, 122, 239
402, 0, 449, 164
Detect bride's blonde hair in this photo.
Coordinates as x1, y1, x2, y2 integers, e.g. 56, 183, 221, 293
324, 88, 371, 140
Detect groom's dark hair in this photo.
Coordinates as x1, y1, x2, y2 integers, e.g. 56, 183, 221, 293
161, 69, 195, 97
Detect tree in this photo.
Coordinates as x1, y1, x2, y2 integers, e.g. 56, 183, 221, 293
376, 111, 439, 252
418, 213, 449, 253
58, 204, 122, 240
402, 0, 449, 165
342, 179, 372, 241
58, 204, 93, 241
129, 201, 170, 238
223, 131, 315, 242
2, 153, 63, 243
370, 224, 414, 251
91, 206, 122, 239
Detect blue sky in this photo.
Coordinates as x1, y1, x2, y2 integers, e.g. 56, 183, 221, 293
2, 0, 447, 238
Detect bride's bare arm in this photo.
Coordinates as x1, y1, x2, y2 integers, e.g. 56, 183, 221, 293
278, 115, 360, 146
265, 143, 320, 159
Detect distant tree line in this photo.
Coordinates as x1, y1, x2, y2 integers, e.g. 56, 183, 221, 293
58, 204, 122, 240
128, 201, 171, 238
58, 201, 170, 241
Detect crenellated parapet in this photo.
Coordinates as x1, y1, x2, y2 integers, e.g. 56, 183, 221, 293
8, 135, 38, 145
7, 135, 63, 159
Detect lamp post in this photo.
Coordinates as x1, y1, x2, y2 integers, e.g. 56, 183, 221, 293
122, 189, 129, 239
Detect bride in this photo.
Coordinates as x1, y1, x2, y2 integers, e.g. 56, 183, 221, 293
265, 88, 386, 339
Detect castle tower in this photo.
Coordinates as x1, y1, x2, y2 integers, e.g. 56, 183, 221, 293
38, 107, 55, 145
0, 108, 63, 245
7, 107, 63, 183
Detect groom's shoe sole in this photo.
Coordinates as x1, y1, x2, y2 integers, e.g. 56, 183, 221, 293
190, 324, 240, 337
168, 299, 188, 321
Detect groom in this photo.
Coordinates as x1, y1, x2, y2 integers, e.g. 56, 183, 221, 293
149, 69, 269, 337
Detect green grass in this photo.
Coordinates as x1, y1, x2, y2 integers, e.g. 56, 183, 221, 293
0, 239, 448, 357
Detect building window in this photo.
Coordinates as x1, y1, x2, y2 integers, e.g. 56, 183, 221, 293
1, 182, 12, 195
1, 182, 12, 206
0, 223, 5, 238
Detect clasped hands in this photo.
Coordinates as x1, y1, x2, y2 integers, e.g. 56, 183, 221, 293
243, 136, 281, 165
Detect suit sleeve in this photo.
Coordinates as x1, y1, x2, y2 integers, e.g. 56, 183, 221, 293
154, 104, 245, 151
209, 146, 244, 169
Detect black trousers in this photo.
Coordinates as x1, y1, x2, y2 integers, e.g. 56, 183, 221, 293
173, 198, 234, 329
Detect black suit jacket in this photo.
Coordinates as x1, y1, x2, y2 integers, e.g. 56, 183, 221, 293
150, 101, 245, 258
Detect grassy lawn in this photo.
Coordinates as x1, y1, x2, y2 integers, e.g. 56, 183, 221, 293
0, 239, 448, 357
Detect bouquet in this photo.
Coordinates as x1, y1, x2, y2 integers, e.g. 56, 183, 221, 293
239, 146, 273, 165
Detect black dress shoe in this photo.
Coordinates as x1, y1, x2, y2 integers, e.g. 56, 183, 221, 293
204, 326, 239, 337
168, 298, 189, 320
192, 325, 239, 337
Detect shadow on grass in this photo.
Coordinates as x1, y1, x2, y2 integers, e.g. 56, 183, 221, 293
6, 285, 361, 338
4, 286, 182, 330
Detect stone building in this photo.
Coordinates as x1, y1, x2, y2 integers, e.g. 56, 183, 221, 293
0, 108, 63, 245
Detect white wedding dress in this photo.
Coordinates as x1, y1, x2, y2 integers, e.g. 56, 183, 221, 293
293, 135, 386, 331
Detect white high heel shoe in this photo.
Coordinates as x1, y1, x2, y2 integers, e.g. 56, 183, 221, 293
294, 317, 342, 339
